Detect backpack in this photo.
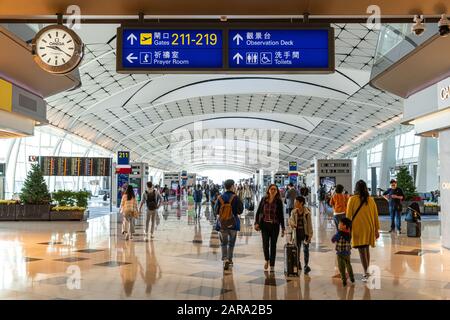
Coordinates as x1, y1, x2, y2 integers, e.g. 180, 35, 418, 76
146, 190, 157, 210
218, 194, 237, 230
194, 189, 202, 201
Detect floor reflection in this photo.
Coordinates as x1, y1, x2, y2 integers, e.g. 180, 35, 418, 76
0, 200, 447, 300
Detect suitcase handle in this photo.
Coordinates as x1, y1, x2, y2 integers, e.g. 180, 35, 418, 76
287, 228, 296, 245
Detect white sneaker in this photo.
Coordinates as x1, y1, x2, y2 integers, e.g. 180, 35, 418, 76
269, 266, 275, 272
361, 274, 370, 282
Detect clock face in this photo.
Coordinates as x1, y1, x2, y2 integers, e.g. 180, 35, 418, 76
36, 29, 75, 67
32, 25, 83, 74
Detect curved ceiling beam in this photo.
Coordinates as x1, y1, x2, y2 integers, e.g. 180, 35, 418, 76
142, 150, 292, 172
186, 164, 257, 176
47, 78, 155, 157
130, 136, 330, 160
88, 92, 387, 148
131, 136, 327, 164
111, 115, 336, 151
147, 76, 354, 106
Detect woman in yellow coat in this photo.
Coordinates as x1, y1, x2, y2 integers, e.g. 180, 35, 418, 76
346, 180, 380, 282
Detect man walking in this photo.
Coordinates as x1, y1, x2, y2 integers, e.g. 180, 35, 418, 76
383, 179, 405, 235
193, 184, 203, 218
285, 182, 298, 216
139, 181, 163, 241
215, 179, 243, 271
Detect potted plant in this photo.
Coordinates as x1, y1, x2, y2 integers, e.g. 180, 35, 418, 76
50, 190, 90, 221
0, 199, 20, 220
17, 164, 51, 220
396, 166, 420, 213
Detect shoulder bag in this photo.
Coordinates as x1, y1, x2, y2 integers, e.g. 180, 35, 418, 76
351, 199, 366, 223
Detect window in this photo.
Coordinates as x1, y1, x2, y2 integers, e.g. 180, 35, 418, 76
395, 130, 421, 164
367, 143, 383, 166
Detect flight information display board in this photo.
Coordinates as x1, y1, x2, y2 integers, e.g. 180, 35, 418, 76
116, 24, 334, 73
39, 157, 112, 177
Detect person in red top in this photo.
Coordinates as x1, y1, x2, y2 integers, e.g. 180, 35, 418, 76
330, 184, 348, 231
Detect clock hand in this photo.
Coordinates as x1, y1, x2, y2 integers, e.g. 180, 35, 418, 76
47, 45, 71, 57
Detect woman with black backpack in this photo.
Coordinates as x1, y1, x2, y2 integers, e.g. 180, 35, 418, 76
254, 184, 285, 272
346, 180, 380, 282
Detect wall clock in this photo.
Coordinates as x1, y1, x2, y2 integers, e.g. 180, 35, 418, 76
31, 24, 84, 74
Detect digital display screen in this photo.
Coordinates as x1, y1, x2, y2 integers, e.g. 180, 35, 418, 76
39, 157, 112, 177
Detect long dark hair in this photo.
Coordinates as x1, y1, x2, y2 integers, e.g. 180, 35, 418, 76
354, 180, 369, 205
265, 184, 281, 201
125, 185, 135, 201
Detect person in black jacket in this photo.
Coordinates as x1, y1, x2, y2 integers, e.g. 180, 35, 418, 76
254, 184, 285, 272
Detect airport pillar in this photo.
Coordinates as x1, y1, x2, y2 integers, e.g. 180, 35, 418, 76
416, 137, 439, 193
440, 129, 450, 249
354, 148, 368, 186
379, 137, 396, 191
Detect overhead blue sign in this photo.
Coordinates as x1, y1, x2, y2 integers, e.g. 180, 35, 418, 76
117, 151, 130, 165
289, 161, 298, 172
228, 29, 331, 69
120, 28, 223, 69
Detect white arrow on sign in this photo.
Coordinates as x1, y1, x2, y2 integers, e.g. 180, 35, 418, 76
126, 53, 138, 64
233, 53, 243, 65
233, 33, 243, 45
127, 33, 137, 45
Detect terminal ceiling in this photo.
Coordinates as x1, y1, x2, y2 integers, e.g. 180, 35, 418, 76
42, 23, 403, 173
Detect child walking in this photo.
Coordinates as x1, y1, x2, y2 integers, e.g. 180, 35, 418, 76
331, 217, 354, 286
288, 196, 313, 275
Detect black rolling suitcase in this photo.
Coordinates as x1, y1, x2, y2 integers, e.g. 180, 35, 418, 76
284, 231, 299, 277
407, 221, 421, 237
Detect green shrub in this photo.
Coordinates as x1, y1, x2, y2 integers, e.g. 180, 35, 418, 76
74, 190, 90, 208
52, 190, 90, 208
52, 190, 75, 206
20, 164, 51, 204
396, 166, 418, 201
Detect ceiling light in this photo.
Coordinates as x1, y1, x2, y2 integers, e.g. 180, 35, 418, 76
438, 14, 450, 37
411, 15, 425, 36
376, 114, 403, 129
352, 129, 373, 143
334, 145, 350, 154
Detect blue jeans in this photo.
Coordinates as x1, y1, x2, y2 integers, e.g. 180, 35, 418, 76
219, 229, 237, 261
390, 205, 401, 231
194, 201, 202, 216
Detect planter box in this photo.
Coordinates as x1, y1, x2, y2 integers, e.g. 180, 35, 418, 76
16, 204, 50, 220
423, 206, 440, 215
0, 204, 19, 220
50, 210, 85, 221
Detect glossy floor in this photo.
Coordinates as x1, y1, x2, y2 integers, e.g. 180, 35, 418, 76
0, 201, 449, 300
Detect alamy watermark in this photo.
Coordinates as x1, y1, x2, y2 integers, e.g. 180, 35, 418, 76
170, 122, 280, 171
65, 5, 81, 30
367, 5, 381, 30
